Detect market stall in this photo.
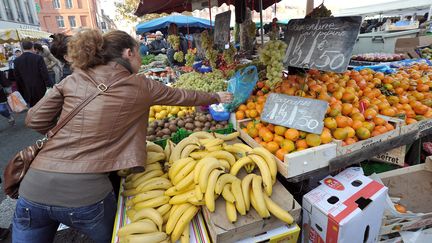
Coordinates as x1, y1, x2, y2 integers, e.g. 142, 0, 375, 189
136, 15, 212, 35
0, 29, 52, 44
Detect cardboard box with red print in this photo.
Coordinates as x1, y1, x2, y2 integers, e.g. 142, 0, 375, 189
302, 167, 388, 243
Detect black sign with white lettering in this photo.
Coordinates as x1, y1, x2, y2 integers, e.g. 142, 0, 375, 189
214, 11, 231, 50
260, 93, 328, 134
283, 16, 362, 73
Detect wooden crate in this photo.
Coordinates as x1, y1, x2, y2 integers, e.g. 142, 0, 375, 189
237, 119, 337, 179
202, 178, 301, 243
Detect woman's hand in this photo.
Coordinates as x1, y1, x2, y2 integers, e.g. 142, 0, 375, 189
216, 92, 234, 103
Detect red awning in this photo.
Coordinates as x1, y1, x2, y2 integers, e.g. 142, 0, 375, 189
135, 0, 282, 16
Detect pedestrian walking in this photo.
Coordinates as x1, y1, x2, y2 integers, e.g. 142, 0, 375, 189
12, 29, 233, 243
13, 41, 51, 107
50, 34, 72, 80
0, 70, 15, 125
34, 43, 63, 84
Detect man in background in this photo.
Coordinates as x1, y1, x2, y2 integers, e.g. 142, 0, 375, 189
13, 41, 50, 107
148, 31, 169, 55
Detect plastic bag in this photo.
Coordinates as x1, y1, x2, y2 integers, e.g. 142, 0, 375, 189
224, 65, 258, 112
7, 91, 27, 113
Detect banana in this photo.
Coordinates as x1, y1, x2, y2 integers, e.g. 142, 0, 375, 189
195, 184, 203, 200
169, 204, 179, 218
200, 138, 224, 148
188, 196, 206, 206
241, 174, 255, 212
251, 147, 277, 183
205, 169, 224, 212
126, 209, 136, 221
215, 173, 238, 195
125, 199, 134, 208
249, 154, 273, 196
180, 144, 200, 159
174, 170, 195, 191
245, 163, 255, 173
117, 220, 158, 237
164, 139, 173, 159
156, 204, 172, 216
136, 177, 172, 192
138, 179, 172, 193
222, 184, 236, 203
206, 145, 223, 152
160, 173, 168, 179
126, 163, 162, 182
250, 188, 258, 213
170, 136, 199, 163
252, 175, 270, 218
233, 143, 253, 152
117, 169, 130, 177
171, 206, 199, 243
218, 159, 231, 170
263, 193, 294, 224
166, 203, 193, 234
199, 159, 224, 192
214, 131, 240, 141
165, 183, 195, 196
226, 201, 237, 223
125, 170, 164, 189
204, 150, 236, 166
122, 188, 140, 197
147, 141, 164, 153
162, 211, 170, 224
131, 208, 163, 231
232, 180, 246, 215
180, 223, 190, 243
169, 157, 195, 180
169, 190, 195, 205
126, 232, 168, 243
189, 151, 209, 160
230, 156, 254, 176
194, 157, 218, 184
172, 160, 197, 185
189, 131, 215, 139
132, 190, 166, 205
147, 152, 166, 164
222, 144, 247, 159
134, 196, 171, 210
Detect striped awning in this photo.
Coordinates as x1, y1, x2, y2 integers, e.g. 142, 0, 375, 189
0, 29, 52, 44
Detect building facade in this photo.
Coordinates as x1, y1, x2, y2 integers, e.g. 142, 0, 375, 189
36, 0, 115, 35
0, 0, 40, 29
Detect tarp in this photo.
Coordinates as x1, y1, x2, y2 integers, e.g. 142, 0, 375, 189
335, 0, 432, 17
0, 29, 52, 44
136, 14, 211, 34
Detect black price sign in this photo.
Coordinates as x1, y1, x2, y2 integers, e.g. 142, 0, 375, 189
283, 16, 362, 73
214, 11, 231, 50
260, 93, 328, 134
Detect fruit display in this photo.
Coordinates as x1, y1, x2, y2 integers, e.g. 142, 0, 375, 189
185, 49, 196, 67
141, 54, 156, 65
173, 70, 227, 92
419, 46, 432, 60
167, 35, 180, 51
351, 53, 406, 62
259, 40, 287, 88
118, 133, 293, 242
236, 63, 432, 159
173, 51, 184, 63
147, 118, 180, 142
149, 106, 195, 122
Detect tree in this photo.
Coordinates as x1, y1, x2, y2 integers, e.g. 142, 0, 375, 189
114, 0, 169, 24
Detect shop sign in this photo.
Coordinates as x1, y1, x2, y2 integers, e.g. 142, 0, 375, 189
214, 10, 231, 50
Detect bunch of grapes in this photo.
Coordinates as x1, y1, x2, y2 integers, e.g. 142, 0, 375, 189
185, 49, 196, 67
173, 51, 184, 62
167, 35, 180, 51
259, 40, 287, 88
201, 30, 213, 50
173, 70, 227, 92
223, 44, 236, 65
205, 49, 218, 70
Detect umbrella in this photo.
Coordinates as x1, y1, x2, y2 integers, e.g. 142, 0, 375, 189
136, 14, 212, 34
0, 29, 52, 44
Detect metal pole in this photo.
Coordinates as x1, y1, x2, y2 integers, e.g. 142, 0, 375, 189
259, 0, 264, 46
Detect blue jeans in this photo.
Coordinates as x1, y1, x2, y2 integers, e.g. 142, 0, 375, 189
12, 191, 117, 243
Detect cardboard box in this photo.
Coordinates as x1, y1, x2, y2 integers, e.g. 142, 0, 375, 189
395, 36, 432, 58
237, 119, 337, 179
377, 157, 432, 239
236, 224, 301, 243
302, 167, 388, 243
371, 146, 406, 167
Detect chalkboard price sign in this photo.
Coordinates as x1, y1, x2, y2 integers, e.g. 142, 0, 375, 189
283, 16, 362, 73
260, 93, 329, 134
214, 11, 231, 50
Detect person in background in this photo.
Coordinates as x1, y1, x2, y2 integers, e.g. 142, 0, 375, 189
0, 70, 14, 125
7, 49, 21, 81
148, 31, 169, 55
50, 34, 72, 80
139, 35, 149, 56
166, 23, 188, 66
34, 43, 63, 85
13, 41, 50, 107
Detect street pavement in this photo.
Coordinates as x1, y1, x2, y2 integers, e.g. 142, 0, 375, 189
0, 112, 93, 242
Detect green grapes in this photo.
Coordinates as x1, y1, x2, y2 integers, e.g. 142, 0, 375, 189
223, 44, 236, 65
259, 40, 287, 88
173, 70, 227, 92
167, 35, 180, 51
205, 49, 218, 70
185, 49, 195, 67
173, 51, 184, 62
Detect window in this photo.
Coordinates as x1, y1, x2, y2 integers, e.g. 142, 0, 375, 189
24, 0, 34, 23
56, 16, 65, 27
65, 0, 72, 8
3, 0, 14, 20
68, 16, 76, 28
80, 15, 87, 26
53, 0, 60, 9
77, 0, 82, 8
13, 0, 24, 21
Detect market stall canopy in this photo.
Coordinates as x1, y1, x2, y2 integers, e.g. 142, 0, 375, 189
136, 14, 211, 34
135, 0, 282, 16
335, 0, 432, 17
0, 29, 52, 44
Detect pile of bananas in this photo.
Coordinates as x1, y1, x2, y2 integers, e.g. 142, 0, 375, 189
117, 131, 294, 243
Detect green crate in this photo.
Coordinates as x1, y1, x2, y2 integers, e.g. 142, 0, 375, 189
152, 132, 182, 149
176, 123, 234, 142
362, 161, 401, 176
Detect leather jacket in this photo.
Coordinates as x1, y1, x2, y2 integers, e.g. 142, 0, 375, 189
26, 62, 219, 173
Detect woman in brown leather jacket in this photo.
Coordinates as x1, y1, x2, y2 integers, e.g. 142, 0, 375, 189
12, 29, 232, 243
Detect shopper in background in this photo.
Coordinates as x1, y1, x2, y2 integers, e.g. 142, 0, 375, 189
13, 41, 50, 107
7, 49, 21, 82
34, 43, 63, 84
13, 29, 233, 243
148, 30, 169, 55
50, 33, 72, 80
0, 70, 15, 125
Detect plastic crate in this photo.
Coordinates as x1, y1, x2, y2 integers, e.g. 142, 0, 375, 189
362, 161, 401, 176
152, 132, 182, 149
176, 123, 234, 142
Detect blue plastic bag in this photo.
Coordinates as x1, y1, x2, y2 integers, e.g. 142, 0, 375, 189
224, 65, 258, 112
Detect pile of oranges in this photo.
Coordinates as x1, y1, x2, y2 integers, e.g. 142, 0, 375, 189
236, 63, 432, 159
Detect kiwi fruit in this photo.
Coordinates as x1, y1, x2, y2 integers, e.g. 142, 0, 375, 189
185, 118, 194, 123
198, 116, 207, 122
185, 123, 194, 130
177, 120, 185, 127
162, 135, 170, 139
147, 127, 155, 135
156, 131, 165, 137
206, 114, 213, 121
194, 121, 203, 128
169, 124, 177, 132
193, 128, 202, 132
147, 135, 156, 141
162, 128, 171, 135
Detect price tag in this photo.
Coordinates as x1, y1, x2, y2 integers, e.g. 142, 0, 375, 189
260, 93, 328, 134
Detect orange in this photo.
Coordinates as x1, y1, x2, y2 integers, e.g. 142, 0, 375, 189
333, 128, 348, 140
344, 127, 356, 138
265, 141, 279, 154
275, 148, 287, 161
246, 121, 255, 130
335, 116, 350, 128
273, 134, 284, 145
235, 110, 245, 120
406, 118, 417, 124
373, 117, 386, 126
247, 102, 256, 109
266, 124, 275, 133
324, 117, 337, 130
364, 108, 378, 120
258, 127, 270, 138
238, 104, 247, 111
247, 127, 259, 138
305, 134, 322, 147
351, 112, 365, 122
362, 121, 375, 132
280, 139, 295, 152
262, 131, 274, 142
254, 137, 262, 143
344, 137, 357, 145
299, 131, 307, 139
284, 128, 300, 141
274, 126, 287, 136
257, 96, 266, 104
356, 127, 371, 140
342, 103, 353, 116
295, 139, 308, 149
259, 141, 267, 147
341, 92, 356, 103
249, 109, 258, 118
320, 130, 333, 144
385, 123, 394, 131
394, 204, 407, 213
376, 125, 388, 134
352, 120, 363, 130
371, 130, 381, 137
381, 107, 396, 117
